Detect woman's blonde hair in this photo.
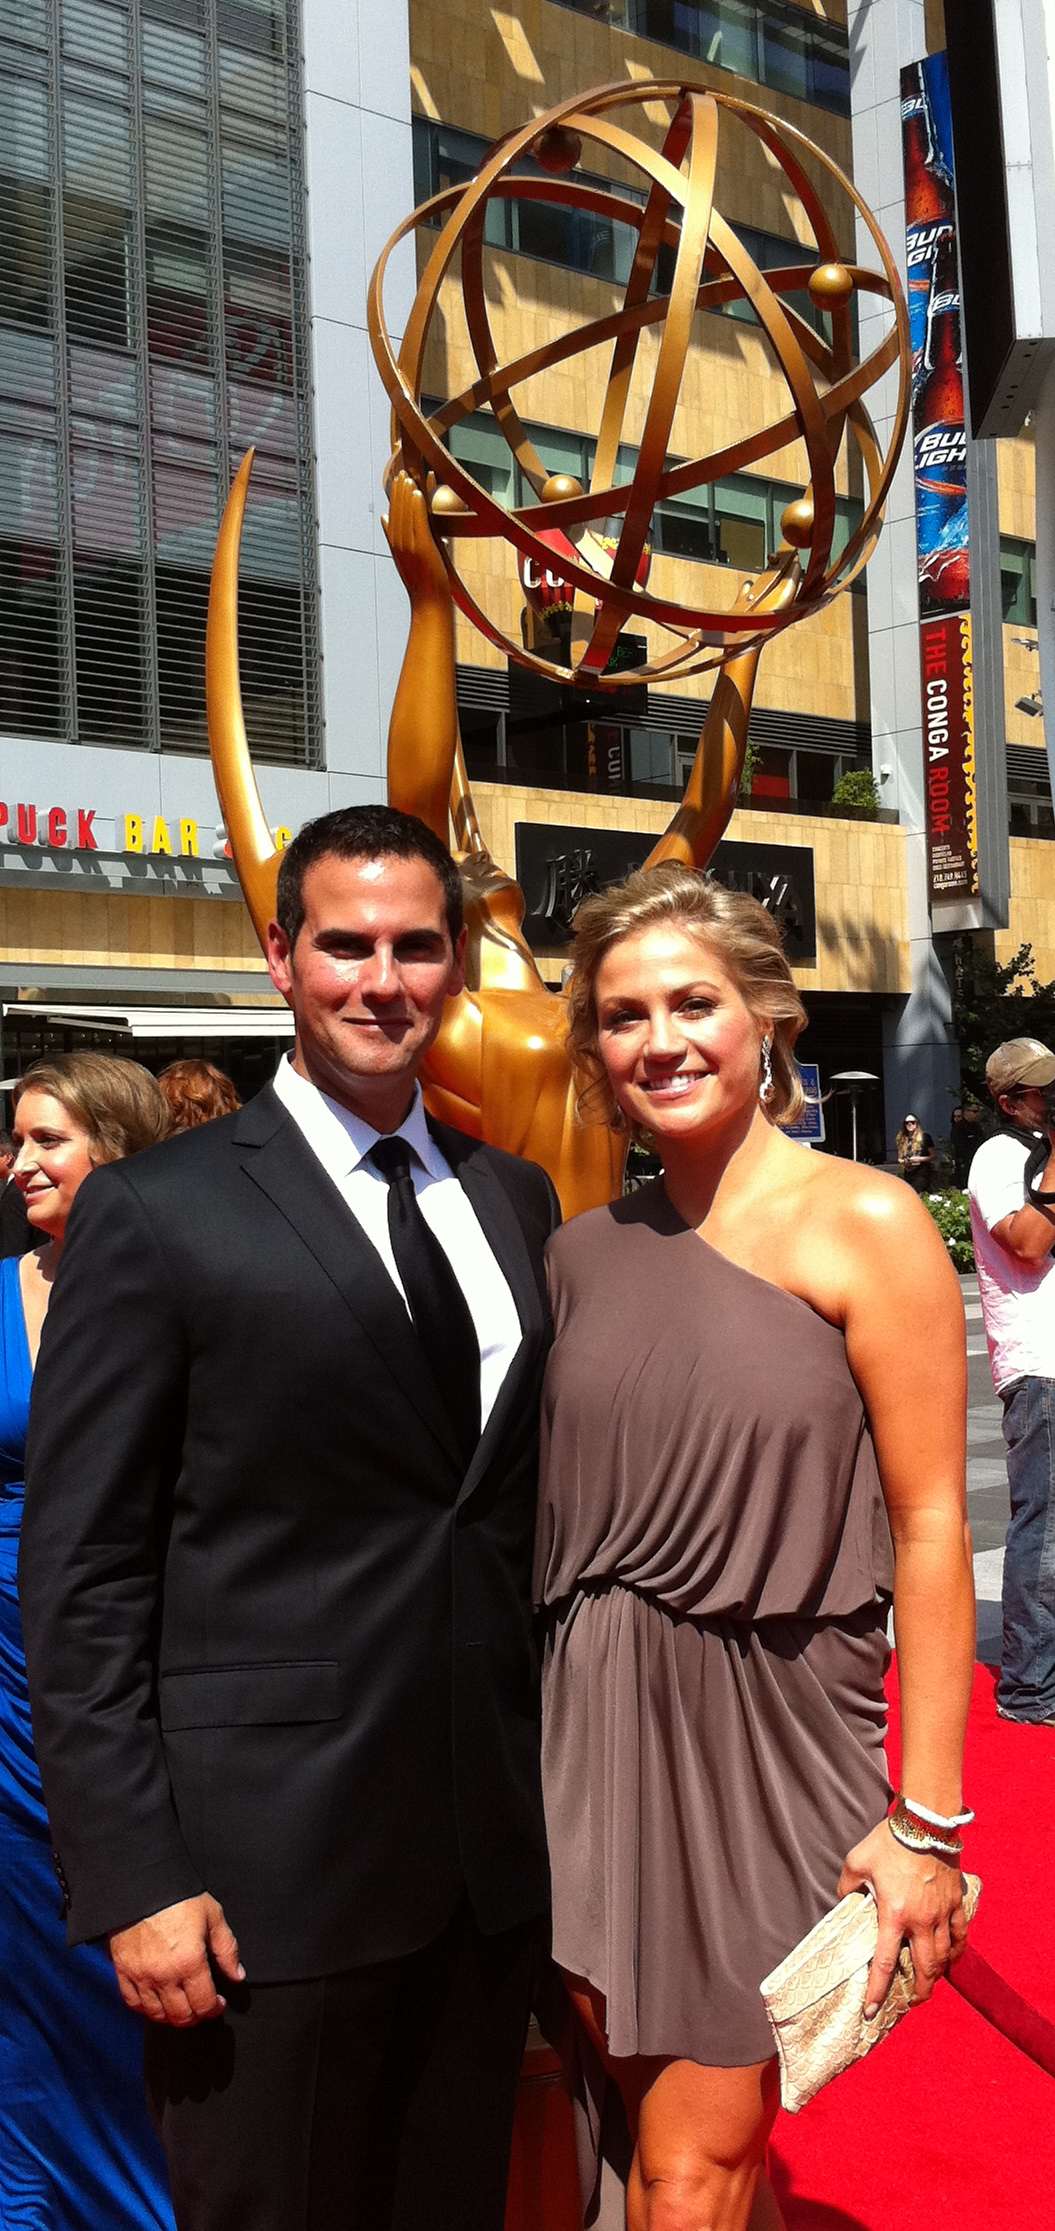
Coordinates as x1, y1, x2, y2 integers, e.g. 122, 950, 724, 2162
565, 862, 808, 1133
14, 1052, 171, 1163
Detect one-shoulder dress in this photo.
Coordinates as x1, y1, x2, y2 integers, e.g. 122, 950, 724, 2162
535, 1184, 895, 2068
0, 1255, 175, 2228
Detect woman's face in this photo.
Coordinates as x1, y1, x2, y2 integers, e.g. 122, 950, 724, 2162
13, 1091, 97, 1239
905, 1116, 919, 1134
594, 923, 767, 1147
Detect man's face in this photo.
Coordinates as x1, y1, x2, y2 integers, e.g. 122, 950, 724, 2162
998, 1085, 1048, 1130
267, 852, 466, 1126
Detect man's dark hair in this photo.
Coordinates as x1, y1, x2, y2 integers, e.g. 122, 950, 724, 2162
0, 1129, 13, 1158
275, 805, 463, 952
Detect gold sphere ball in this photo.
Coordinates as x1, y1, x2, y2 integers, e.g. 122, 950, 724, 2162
429, 483, 469, 518
541, 473, 583, 503
808, 261, 855, 306
535, 125, 582, 175
780, 497, 815, 549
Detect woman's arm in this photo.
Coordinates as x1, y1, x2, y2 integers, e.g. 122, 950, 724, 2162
835, 1176, 975, 2014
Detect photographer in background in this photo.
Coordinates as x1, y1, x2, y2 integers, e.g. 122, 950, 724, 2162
969, 1038, 1055, 1725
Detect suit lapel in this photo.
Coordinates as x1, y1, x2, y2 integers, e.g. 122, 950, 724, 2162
234, 1091, 463, 1470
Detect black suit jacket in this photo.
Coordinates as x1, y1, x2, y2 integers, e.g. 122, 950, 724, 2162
20, 1085, 559, 1975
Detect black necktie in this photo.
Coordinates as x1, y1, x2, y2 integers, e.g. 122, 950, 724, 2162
368, 1135, 481, 1466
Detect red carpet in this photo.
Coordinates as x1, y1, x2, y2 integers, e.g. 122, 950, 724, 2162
769, 1661, 1055, 2230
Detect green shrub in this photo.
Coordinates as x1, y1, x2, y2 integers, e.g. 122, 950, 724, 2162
831, 768, 880, 818
920, 1186, 974, 1272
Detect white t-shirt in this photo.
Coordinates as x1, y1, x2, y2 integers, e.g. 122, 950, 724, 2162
969, 1130, 1055, 1392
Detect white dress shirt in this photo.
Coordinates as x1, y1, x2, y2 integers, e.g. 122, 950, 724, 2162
272, 1056, 523, 1432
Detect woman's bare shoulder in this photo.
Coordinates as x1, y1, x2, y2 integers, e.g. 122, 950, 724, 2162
785, 1142, 958, 1297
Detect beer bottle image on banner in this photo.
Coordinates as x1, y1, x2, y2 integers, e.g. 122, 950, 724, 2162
902, 63, 955, 376
914, 231, 969, 617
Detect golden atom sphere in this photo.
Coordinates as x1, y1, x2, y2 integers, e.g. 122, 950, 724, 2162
368, 81, 909, 690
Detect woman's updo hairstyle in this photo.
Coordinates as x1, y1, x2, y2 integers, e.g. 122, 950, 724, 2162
13, 1052, 171, 1164
565, 861, 808, 1133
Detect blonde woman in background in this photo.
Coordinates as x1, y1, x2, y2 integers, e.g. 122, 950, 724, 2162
896, 1112, 936, 1192
1, 1055, 173, 2229
535, 866, 974, 2231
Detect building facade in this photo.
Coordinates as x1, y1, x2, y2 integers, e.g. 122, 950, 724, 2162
0, 0, 1049, 1150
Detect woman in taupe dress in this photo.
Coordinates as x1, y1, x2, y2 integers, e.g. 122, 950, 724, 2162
536, 865, 974, 2231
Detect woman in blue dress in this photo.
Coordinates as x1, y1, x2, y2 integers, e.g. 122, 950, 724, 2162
0, 1052, 175, 2229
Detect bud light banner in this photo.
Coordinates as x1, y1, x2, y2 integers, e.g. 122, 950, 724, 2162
901, 51, 978, 903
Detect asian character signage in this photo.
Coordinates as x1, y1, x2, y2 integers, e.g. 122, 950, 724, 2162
514, 824, 816, 962
901, 52, 978, 905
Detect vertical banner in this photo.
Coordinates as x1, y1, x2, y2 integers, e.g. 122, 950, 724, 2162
901, 52, 978, 904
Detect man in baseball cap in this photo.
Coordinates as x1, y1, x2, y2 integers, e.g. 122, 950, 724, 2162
969, 1037, 1055, 1724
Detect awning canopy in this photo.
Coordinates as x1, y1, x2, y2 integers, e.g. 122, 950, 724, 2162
3, 1004, 294, 1040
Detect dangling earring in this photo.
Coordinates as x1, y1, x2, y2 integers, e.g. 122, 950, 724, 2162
759, 1036, 774, 1104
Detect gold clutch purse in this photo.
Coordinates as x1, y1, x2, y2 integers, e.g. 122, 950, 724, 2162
759, 1874, 981, 2112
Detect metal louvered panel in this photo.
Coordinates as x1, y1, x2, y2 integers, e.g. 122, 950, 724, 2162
0, 0, 319, 764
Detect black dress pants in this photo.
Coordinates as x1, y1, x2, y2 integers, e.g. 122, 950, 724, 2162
144, 1900, 545, 2231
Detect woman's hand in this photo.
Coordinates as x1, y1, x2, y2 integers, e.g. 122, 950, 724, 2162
839, 1819, 969, 2018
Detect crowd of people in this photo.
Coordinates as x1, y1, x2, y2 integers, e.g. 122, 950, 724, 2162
0, 806, 982, 2231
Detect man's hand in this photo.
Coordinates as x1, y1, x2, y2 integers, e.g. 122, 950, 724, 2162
109, 1893, 244, 2026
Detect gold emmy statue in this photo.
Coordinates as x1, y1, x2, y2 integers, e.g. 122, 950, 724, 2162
207, 79, 908, 1217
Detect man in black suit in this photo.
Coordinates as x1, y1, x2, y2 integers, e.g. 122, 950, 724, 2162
20, 805, 559, 2231
0, 1127, 32, 1256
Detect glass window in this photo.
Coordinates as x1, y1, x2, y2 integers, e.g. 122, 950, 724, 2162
71, 441, 141, 553
809, 17, 851, 113
0, 0, 316, 760
794, 749, 835, 802
218, 43, 283, 120
0, 175, 50, 329
147, 227, 210, 367
0, 75, 49, 182
63, 95, 131, 204
629, 729, 673, 788
0, 429, 58, 542
413, 118, 642, 283
142, 0, 205, 28
556, 0, 850, 115
447, 414, 518, 509
4, 3, 49, 52
141, 20, 206, 95
1000, 537, 1037, 628
217, 0, 285, 57
224, 243, 292, 385
74, 556, 144, 739
150, 360, 216, 450
655, 497, 716, 562
715, 478, 768, 571
760, 8, 810, 103
688, 1, 758, 78
68, 345, 138, 430
62, 0, 129, 76
153, 462, 218, 565
64, 194, 132, 349
145, 118, 209, 225
751, 745, 791, 798
222, 139, 288, 244
0, 540, 60, 735
0, 329, 55, 416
